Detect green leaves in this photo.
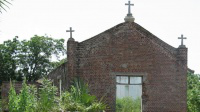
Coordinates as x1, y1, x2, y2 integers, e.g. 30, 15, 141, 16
81, 93, 96, 106
18, 80, 37, 112
37, 79, 58, 112
59, 78, 107, 112
8, 81, 19, 112
7, 78, 106, 112
8, 79, 59, 112
18, 35, 65, 81
187, 72, 200, 112
8, 80, 37, 112
116, 97, 141, 112
0, 37, 21, 81
0, 35, 66, 82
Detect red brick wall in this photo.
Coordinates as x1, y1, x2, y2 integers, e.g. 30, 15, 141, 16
67, 22, 187, 112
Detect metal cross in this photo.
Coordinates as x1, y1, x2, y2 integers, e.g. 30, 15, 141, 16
125, 0, 134, 16
178, 34, 187, 46
66, 27, 74, 38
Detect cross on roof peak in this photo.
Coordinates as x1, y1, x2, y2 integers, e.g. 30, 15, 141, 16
125, 0, 134, 17
66, 27, 75, 38
124, 0, 135, 22
178, 34, 187, 47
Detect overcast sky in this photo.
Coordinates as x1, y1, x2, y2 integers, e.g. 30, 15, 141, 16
0, 0, 200, 73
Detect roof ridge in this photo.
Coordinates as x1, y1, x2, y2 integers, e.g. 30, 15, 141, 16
78, 22, 177, 59
134, 22, 176, 53
79, 22, 125, 44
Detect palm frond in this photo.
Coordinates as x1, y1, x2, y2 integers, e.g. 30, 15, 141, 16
0, 0, 12, 13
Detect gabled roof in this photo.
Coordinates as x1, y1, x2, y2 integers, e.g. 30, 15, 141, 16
79, 22, 177, 57
134, 22, 176, 54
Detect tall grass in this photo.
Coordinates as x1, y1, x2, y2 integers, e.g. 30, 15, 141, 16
116, 96, 141, 112
7, 78, 106, 112
60, 78, 106, 112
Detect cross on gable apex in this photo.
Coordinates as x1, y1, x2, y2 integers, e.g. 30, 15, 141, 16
178, 34, 187, 47
66, 27, 75, 38
124, 0, 135, 22
125, 0, 134, 16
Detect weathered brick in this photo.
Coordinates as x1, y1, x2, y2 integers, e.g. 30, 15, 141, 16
48, 22, 187, 112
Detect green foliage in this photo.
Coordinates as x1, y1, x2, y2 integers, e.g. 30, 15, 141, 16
18, 35, 65, 81
8, 81, 19, 112
60, 78, 106, 112
187, 72, 200, 112
8, 78, 59, 112
37, 79, 58, 112
8, 80, 37, 112
7, 78, 106, 112
18, 80, 37, 112
0, 36, 66, 82
0, 37, 21, 81
116, 97, 141, 112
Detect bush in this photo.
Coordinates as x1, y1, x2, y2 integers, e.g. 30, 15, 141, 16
7, 78, 106, 112
116, 97, 141, 112
36, 79, 59, 112
60, 78, 106, 112
187, 72, 200, 112
8, 79, 59, 112
8, 81, 19, 112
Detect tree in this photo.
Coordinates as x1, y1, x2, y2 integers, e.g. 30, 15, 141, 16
0, 37, 21, 81
18, 35, 65, 81
187, 72, 200, 112
0, 35, 66, 82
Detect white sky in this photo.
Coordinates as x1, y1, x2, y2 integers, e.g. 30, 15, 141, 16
0, 0, 200, 74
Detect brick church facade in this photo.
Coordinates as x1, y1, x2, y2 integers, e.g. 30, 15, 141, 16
48, 22, 187, 111
48, 1, 187, 111
0, 1, 188, 112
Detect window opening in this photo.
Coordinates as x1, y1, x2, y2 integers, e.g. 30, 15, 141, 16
116, 76, 142, 112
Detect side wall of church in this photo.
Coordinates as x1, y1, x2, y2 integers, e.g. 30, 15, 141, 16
48, 62, 68, 90
67, 22, 187, 112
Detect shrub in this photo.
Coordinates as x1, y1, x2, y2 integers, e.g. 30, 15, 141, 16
116, 96, 141, 112
36, 79, 59, 112
60, 78, 106, 112
8, 79, 59, 112
8, 81, 19, 112
8, 78, 106, 112
187, 73, 200, 112
18, 80, 37, 112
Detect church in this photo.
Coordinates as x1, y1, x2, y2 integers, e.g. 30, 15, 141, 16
48, 1, 187, 111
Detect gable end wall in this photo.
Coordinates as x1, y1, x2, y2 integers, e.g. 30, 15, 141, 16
66, 22, 187, 112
